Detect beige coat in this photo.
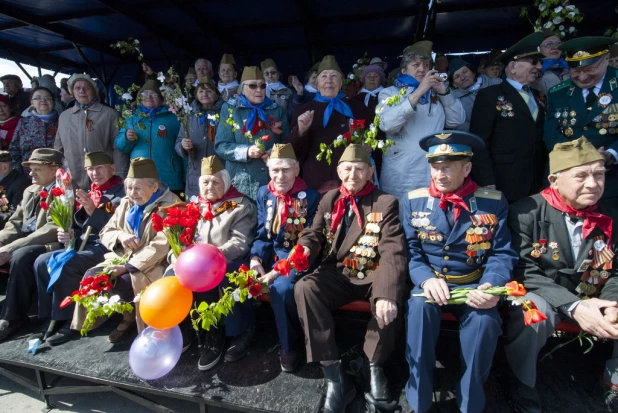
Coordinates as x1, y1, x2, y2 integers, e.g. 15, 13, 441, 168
71, 188, 180, 332
54, 103, 129, 190
0, 184, 61, 254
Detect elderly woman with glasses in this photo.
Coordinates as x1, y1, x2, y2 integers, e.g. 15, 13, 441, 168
115, 80, 184, 197
214, 66, 289, 201
9, 87, 59, 174
533, 30, 570, 99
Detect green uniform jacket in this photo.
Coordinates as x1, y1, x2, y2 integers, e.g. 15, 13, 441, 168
544, 68, 618, 199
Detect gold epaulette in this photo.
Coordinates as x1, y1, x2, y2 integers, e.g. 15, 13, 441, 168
408, 188, 430, 199
474, 188, 502, 200
548, 78, 573, 94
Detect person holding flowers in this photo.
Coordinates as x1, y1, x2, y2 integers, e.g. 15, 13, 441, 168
33, 151, 125, 346
402, 131, 518, 413
294, 144, 407, 413
215, 66, 289, 201
175, 76, 225, 199
55, 158, 179, 344
115, 80, 183, 196
505, 137, 618, 412
249, 143, 319, 372
164, 156, 257, 371
0, 148, 65, 341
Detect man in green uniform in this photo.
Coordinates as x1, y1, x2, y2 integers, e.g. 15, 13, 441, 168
544, 37, 618, 200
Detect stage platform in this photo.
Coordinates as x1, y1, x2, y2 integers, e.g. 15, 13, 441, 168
0, 302, 614, 413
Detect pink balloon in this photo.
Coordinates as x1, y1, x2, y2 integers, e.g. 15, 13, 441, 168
175, 244, 226, 292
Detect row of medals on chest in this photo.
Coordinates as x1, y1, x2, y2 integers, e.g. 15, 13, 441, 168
555, 107, 618, 137
266, 195, 308, 248
342, 213, 383, 280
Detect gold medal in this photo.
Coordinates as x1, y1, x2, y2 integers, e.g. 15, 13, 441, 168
300, 217, 306, 224
564, 127, 573, 137
466, 227, 475, 235
552, 252, 560, 261
600, 128, 607, 135
531, 249, 541, 258
286, 218, 293, 224
474, 227, 483, 235
294, 219, 300, 225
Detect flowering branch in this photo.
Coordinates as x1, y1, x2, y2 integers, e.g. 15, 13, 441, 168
110, 38, 143, 62
520, 1, 582, 37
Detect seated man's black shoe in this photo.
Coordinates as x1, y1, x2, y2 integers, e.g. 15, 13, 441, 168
322, 360, 356, 413
369, 362, 390, 401
180, 321, 196, 353
47, 328, 80, 346
594, 377, 618, 412
280, 350, 300, 372
508, 371, 542, 413
198, 328, 225, 371
0, 318, 28, 342
224, 325, 254, 363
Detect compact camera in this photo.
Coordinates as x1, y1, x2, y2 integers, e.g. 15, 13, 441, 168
438, 73, 448, 81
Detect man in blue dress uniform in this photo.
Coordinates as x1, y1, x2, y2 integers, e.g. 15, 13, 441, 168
403, 131, 518, 413
544, 36, 618, 200
249, 143, 320, 372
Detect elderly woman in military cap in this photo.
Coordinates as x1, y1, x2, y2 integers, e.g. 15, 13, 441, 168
33, 151, 125, 345
54, 158, 180, 344
249, 143, 320, 372
176, 76, 225, 199
166, 155, 257, 370
288, 55, 371, 192
217, 53, 239, 102
116, 80, 183, 197
261, 58, 293, 110
215, 66, 289, 201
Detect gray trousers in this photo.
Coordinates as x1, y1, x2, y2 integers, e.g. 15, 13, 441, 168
504, 292, 618, 387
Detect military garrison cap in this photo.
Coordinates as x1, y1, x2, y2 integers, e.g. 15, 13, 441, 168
549, 137, 604, 173
419, 131, 485, 163
498, 32, 545, 63
560, 37, 616, 68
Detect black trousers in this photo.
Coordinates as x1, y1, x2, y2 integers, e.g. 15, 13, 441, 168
1, 245, 47, 321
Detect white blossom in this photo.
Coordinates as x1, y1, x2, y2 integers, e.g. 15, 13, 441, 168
189, 195, 199, 203
553, 16, 562, 24
233, 123, 240, 130
121, 93, 133, 101
96, 296, 109, 304
554, 6, 563, 13
139, 53, 143, 58
108, 295, 121, 305
538, 3, 546, 12
567, 11, 575, 18
233, 289, 241, 302
115, 42, 121, 48
157, 72, 166, 82
348, 74, 355, 80
566, 5, 575, 10
569, 26, 576, 33
369, 124, 377, 134
353, 64, 358, 69
543, 21, 554, 29
561, 31, 566, 37
378, 141, 385, 149
88, 289, 97, 296
134, 39, 140, 45
91, 301, 100, 309
559, 25, 565, 30
336, 135, 344, 142
207, 114, 217, 121
133, 293, 141, 303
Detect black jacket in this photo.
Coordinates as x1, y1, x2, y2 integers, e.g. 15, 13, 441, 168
0, 169, 30, 229
73, 181, 125, 247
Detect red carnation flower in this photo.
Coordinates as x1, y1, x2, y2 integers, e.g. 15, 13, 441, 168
80, 276, 95, 287
39, 190, 49, 199
92, 275, 111, 292
274, 259, 291, 276
39, 201, 50, 210
163, 216, 179, 227
288, 245, 310, 272
151, 213, 164, 232
166, 207, 181, 218
350, 119, 365, 130
239, 264, 250, 272
248, 282, 262, 298
343, 132, 352, 143
262, 135, 271, 141
247, 276, 254, 285
51, 187, 65, 197
179, 233, 192, 244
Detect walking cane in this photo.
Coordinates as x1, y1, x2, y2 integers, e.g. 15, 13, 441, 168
43, 226, 92, 341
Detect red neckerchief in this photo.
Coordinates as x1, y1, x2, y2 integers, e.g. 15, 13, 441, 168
267, 177, 308, 226
428, 176, 479, 223
199, 186, 243, 221
89, 175, 123, 207
331, 182, 376, 232
541, 187, 612, 241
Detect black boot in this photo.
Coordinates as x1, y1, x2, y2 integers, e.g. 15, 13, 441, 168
322, 360, 356, 413
508, 371, 542, 413
369, 362, 390, 401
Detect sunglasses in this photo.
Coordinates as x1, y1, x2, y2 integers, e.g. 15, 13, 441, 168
541, 41, 562, 48
519, 58, 542, 66
246, 83, 267, 90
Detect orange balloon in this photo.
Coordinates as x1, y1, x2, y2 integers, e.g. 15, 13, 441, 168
139, 276, 192, 330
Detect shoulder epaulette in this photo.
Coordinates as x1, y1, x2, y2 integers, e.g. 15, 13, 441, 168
474, 188, 502, 200
548, 78, 573, 94
408, 188, 429, 199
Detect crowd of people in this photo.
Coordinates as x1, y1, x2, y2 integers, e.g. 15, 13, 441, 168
0, 29, 617, 413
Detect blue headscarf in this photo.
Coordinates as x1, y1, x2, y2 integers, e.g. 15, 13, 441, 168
394, 73, 430, 105
126, 187, 166, 236
46, 248, 77, 293
239, 94, 272, 133
313, 91, 354, 127
542, 58, 569, 73
140, 104, 164, 120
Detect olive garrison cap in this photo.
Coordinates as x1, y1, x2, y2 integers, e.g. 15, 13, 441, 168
127, 158, 159, 179
339, 144, 371, 165
84, 151, 113, 168
317, 55, 343, 76
201, 156, 225, 176
241, 66, 263, 83
270, 143, 296, 161
549, 137, 604, 173
498, 32, 545, 63
260, 58, 277, 71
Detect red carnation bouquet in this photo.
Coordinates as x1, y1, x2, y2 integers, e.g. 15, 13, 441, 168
191, 264, 267, 331
59, 254, 132, 335
39, 168, 75, 249
151, 202, 201, 258
414, 281, 548, 327
273, 245, 311, 276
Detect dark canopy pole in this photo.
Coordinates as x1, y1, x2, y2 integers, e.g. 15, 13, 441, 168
415, 0, 437, 42
8, 51, 32, 81
72, 42, 106, 87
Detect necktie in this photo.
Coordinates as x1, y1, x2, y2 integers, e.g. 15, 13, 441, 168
586, 88, 597, 110
519, 86, 538, 120
446, 204, 455, 229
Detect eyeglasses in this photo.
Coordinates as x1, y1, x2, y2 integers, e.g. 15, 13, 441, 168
32, 96, 53, 102
141, 92, 159, 97
263, 71, 277, 76
541, 41, 562, 48
246, 83, 267, 90
519, 58, 542, 66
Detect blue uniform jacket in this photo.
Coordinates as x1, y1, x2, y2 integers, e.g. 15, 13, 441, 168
250, 184, 320, 269
403, 187, 517, 288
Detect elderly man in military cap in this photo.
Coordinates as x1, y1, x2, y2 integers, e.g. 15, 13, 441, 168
0, 148, 66, 341
0, 150, 30, 229
249, 143, 320, 372
544, 37, 618, 201
295, 144, 407, 413
470, 32, 547, 204
377, 40, 465, 204
403, 131, 518, 413
506, 137, 618, 412
32, 151, 125, 345
54, 73, 128, 190
0, 74, 30, 114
